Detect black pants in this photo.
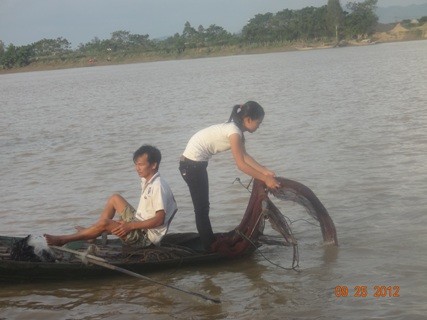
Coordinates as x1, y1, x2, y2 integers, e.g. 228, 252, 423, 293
179, 158, 214, 250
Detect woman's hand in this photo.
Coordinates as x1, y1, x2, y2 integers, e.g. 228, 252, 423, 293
264, 169, 276, 177
265, 175, 280, 189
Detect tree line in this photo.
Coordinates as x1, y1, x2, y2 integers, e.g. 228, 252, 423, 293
0, 0, 424, 70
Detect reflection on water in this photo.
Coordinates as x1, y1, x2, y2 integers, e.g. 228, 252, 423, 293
1, 40, 426, 319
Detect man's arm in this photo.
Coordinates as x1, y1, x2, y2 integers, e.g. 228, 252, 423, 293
111, 210, 165, 238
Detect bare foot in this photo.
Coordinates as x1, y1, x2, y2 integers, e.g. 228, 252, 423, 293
43, 234, 66, 246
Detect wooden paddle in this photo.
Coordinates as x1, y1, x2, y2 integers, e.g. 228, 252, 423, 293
50, 245, 221, 304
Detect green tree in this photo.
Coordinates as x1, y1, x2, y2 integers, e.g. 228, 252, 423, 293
0, 40, 5, 56
78, 36, 103, 53
33, 37, 71, 57
242, 13, 275, 43
0, 40, 4, 68
182, 22, 199, 48
106, 30, 152, 52
272, 9, 298, 41
159, 33, 186, 54
327, 0, 345, 42
15, 45, 35, 66
295, 6, 328, 40
0, 44, 34, 68
204, 24, 234, 45
345, 0, 378, 38
242, 7, 329, 44
1, 44, 17, 68
312, 6, 329, 40
111, 30, 131, 45
128, 34, 151, 48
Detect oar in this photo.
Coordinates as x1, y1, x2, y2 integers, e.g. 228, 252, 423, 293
50, 245, 221, 304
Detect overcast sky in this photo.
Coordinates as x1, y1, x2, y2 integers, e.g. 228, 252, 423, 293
1, 0, 426, 47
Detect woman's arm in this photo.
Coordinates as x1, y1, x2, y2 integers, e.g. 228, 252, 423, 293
229, 134, 279, 189
243, 153, 275, 176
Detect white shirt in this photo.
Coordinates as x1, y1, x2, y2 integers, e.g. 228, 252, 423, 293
183, 122, 242, 161
135, 172, 177, 245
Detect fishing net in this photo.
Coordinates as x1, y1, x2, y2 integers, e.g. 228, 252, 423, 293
10, 235, 56, 262
210, 177, 338, 264
210, 179, 294, 258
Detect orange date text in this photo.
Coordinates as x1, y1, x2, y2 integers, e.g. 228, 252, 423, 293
334, 285, 400, 298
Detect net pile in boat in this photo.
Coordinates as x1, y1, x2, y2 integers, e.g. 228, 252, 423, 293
10, 235, 56, 262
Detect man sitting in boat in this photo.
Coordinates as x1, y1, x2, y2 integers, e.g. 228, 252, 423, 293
44, 144, 178, 247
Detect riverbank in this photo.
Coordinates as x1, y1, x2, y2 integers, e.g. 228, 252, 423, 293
1, 31, 426, 75
0, 43, 299, 75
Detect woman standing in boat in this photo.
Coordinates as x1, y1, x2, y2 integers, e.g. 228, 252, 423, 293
179, 101, 280, 252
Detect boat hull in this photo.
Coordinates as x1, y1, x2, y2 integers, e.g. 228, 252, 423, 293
0, 233, 251, 283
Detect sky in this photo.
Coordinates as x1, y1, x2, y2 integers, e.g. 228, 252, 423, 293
1, 0, 426, 48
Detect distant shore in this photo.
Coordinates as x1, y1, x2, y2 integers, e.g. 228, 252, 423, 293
0, 44, 296, 75
1, 36, 425, 75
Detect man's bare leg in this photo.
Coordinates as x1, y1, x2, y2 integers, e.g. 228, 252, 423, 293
44, 218, 122, 246
44, 194, 130, 246
99, 194, 130, 220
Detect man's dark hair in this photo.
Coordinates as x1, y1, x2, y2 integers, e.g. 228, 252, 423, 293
133, 144, 162, 167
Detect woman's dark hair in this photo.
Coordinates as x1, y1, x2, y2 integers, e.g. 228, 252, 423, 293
133, 144, 162, 168
228, 101, 265, 130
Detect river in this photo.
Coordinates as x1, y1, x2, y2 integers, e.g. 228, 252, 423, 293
0, 40, 426, 319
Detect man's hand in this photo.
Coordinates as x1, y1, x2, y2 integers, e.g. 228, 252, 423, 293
112, 221, 132, 238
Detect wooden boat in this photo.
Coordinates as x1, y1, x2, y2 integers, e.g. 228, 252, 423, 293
0, 233, 234, 283
0, 178, 338, 283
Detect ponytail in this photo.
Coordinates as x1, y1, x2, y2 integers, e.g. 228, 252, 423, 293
227, 101, 265, 130
228, 104, 243, 126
